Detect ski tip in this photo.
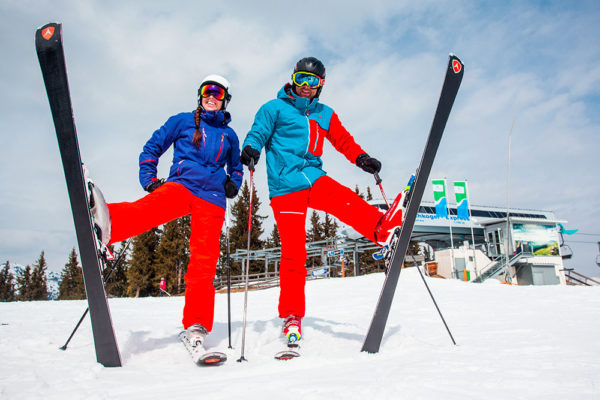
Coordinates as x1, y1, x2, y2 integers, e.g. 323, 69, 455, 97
35, 22, 62, 50
448, 54, 464, 74
36, 22, 61, 39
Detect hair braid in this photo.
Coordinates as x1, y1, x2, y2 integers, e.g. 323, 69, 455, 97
192, 106, 202, 148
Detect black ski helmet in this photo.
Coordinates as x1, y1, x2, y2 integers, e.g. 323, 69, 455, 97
294, 56, 326, 79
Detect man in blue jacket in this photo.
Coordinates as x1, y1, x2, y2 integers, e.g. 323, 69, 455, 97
241, 57, 404, 344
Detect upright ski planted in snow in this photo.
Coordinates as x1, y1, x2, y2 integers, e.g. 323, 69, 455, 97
362, 54, 464, 353
35, 23, 121, 367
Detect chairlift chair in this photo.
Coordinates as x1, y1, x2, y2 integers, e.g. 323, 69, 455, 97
559, 231, 573, 260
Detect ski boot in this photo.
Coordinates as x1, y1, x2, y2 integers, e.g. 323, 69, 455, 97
282, 315, 302, 347
372, 175, 415, 267
83, 164, 112, 246
374, 191, 404, 247
185, 324, 208, 349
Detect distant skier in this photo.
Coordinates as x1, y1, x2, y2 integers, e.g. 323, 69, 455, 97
90, 75, 243, 352
159, 277, 167, 297
240, 57, 404, 344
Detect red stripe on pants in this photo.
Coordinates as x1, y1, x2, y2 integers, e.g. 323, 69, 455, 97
107, 182, 224, 330
270, 175, 384, 318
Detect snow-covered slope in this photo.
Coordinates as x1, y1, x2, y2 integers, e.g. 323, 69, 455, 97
1, 269, 599, 399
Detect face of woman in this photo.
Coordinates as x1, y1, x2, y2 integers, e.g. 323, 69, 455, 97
201, 95, 223, 111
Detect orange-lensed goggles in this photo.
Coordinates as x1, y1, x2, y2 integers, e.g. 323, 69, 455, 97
292, 71, 324, 88
200, 84, 226, 100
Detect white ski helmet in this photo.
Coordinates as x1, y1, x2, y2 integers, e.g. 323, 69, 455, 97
198, 74, 232, 110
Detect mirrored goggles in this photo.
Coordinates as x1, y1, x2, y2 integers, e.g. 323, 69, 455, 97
292, 71, 324, 88
200, 84, 226, 100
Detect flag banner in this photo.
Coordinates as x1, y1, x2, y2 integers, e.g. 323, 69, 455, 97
453, 181, 470, 220
432, 179, 448, 218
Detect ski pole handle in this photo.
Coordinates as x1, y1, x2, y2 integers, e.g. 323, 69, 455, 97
373, 172, 390, 208
373, 172, 382, 185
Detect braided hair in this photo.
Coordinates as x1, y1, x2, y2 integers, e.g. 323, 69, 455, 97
192, 106, 203, 148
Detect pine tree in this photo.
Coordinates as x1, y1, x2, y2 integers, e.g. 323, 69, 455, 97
127, 228, 161, 297
266, 223, 281, 248
58, 248, 86, 300
322, 213, 338, 239
16, 265, 32, 301
29, 251, 49, 301
229, 180, 266, 275
366, 186, 373, 201
104, 242, 131, 298
155, 216, 191, 295
0, 261, 16, 302
307, 211, 323, 243
355, 185, 365, 199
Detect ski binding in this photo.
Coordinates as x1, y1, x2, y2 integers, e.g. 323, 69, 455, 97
179, 331, 227, 366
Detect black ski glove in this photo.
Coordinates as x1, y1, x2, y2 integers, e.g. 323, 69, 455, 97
145, 178, 165, 193
224, 176, 239, 199
356, 153, 381, 174
240, 145, 260, 167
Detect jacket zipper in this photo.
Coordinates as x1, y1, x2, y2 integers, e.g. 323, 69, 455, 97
215, 134, 224, 162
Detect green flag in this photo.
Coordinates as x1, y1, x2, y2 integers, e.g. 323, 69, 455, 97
432, 179, 448, 218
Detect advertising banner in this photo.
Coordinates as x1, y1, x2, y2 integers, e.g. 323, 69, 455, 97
432, 179, 448, 218
453, 181, 470, 220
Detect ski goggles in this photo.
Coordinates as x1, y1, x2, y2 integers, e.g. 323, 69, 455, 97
292, 71, 324, 88
200, 84, 226, 100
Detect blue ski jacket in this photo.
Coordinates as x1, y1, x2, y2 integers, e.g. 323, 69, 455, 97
243, 84, 365, 198
139, 109, 243, 209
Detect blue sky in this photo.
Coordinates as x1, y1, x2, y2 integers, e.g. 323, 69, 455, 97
1, 0, 599, 277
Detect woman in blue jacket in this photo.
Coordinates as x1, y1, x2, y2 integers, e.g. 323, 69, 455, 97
100, 75, 243, 348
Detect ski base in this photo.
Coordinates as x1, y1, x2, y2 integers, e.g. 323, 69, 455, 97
179, 331, 227, 366
362, 54, 464, 354
36, 22, 121, 367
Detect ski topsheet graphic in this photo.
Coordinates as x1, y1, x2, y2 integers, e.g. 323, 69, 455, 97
35, 23, 121, 367
362, 54, 464, 354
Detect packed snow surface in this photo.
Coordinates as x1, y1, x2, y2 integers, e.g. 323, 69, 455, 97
1, 268, 599, 399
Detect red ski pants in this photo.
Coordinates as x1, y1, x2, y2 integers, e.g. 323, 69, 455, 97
107, 182, 224, 331
270, 175, 384, 318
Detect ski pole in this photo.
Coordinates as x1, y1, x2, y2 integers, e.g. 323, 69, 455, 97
373, 172, 390, 208
238, 158, 255, 362
225, 199, 233, 349
59, 239, 132, 351
408, 252, 457, 345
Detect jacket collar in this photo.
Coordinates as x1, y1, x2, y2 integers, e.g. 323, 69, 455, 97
197, 109, 231, 126
278, 83, 319, 113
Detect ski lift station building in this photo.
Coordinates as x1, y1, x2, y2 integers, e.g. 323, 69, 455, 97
229, 201, 571, 288
340, 200, 570, 286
